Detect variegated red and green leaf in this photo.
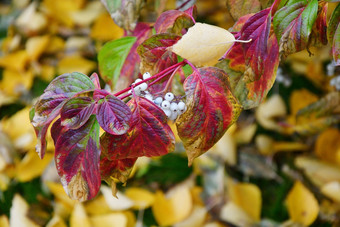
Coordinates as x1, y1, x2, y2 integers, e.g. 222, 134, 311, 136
226, 0, 261, 21
90, 73, 101, 89
217, 8, 279, 109
60, 97, 95, 129
327, 2, 340, 44
309, 2, 328, 47
101, 97, 175, 160
273, 0, 318, 57
96, 95, 132, 135
30, 72, 96, 158
154, 6, 196, 35
55, 115, 101, 201
333, 23, 340, 65
137, 33, 181, 77
100, 156, 137, 183
176, 67, 242, 165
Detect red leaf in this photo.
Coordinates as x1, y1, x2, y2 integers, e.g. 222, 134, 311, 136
101, 97, 175, 159
218, 8, 279, 109
310, 2, 328, 46
96, 95, 132, 135
137, 33, 181, 76
176, 67, 242, 165
55, 115, 101, 201
90, 73, 101, 89
100, 156, 137, 183
60, 97, 95, 129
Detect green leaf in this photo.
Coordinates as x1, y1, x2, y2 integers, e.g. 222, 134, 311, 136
98, 36, 137, 87
328, 3, 340, 44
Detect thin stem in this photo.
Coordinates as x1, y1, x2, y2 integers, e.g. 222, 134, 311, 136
184, 59, 198, 73
114, 61, 185, 97
162, 65, 182, 93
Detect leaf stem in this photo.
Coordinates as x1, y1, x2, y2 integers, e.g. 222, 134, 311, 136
184, 59, 198, 73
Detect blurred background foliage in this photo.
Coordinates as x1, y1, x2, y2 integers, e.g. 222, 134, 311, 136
0, 0, 340, 226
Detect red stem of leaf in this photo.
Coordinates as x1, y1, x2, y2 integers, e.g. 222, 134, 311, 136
184, 59, 198, 73
159, 65, 183, 95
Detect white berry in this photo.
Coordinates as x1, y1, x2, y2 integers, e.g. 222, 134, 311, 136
179, 106, 187, 114
163, 109, 172, 118
170, 102, 178, 112
169, 112, 178, 121
145, 94, 153, 101
154, 97, 163, 105
139, 82, 148, 91
161, 100, 170, 109
164, 92, 174, 101
177, 101, 185, 110
135, 78, 142, 83
143, 72, 151, 80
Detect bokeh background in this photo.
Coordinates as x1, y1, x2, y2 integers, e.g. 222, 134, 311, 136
0, 0, 340, 226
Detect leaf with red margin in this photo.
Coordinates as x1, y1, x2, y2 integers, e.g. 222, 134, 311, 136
51, 118, 63, 145
100, 97, 175, 160
273, 0, 318, 57
55, 115, 100, 201
60, 97, 96, 129
90, 73, 101, 89
100, 156, 137, 183
226, 0, 261, 21
154, 6, 196, 35
137, 33, 181, 76
96, 95, 132, 135
309, 2, 328, 47
327, 3, 340, 44
30, 72, 96, 158
176, 67, 242, 165
217, 8, 279, 109
119, 23, 152, 89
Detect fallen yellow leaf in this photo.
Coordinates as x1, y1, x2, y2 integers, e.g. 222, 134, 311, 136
286, 181, 319, 226
70, 203, 91, 227
71, 1, 104, 27
152, 184, 193, 226
89, 213, 128, 227
84, 195, 112, 215
289, 89, 318, 124
171, 23, 235, 67
219, 201, 253, 226
210, 129, 236, 165
15, 2, 47, 34
26, 35, 50, 61
0, 50, 28, 72
57, 55, 96, 75
315, 128, 340, 165
174, 205, 207, 227
125, 187, 155, 209
101, 186, 134, 211
10, 194, 40, 227
321, 181, 340, 203
0, 68, 34, 97
90, 13, 124, 41
46, 181, 76, 211
228, 180, 262, 221
0, 215, 9, 227
44, 36, 65, 54
45, 215, 67, 227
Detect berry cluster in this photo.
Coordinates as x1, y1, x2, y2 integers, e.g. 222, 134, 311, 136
330, 75, 340, 90
130, 72, 187, 121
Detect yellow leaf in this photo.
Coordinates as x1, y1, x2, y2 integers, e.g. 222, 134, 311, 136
152, 184, 193, 226
0, 68, 34, 97
46, 215, 67, 227
0, 174, 10, 191
171, 22, 235, 67
101, 186, 134, 211
0, 215, 9, 227
16, 150, 53, 182
1, 107, 36, 150
315, 128, 340, 165
210, 129, 236, 165
228, 181, 262, 221
321, 181, 340, 203
70, 203, 91, 227
71, 2, 105, 27
39, 64, 56, 81
295, 156, 340, 187
219, 202, 253, 226
44, 36, 65, 54
233, 123, 257, 145
256, 135, 308, 155
46, 182, 76, 210
191, 186, 204, 206
90, 13, 124, 41
0, 50, 28, 72
90, 213, 128, 227
26, 35, 50, 61
289, 89, 318, 120
125, 187, 155, 209
84, 195, 112, 215
10, 194, 39, 227
286, 181, 319, 226
15, 2, 47, 34
174, 205, 207, 227
57, 55, 96, 75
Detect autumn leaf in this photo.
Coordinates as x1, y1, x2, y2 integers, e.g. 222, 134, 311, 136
100, 97, 175, 160
55, 115, 101, 201
96, 95, 132, 135
309, 2, 328, 47
176, 67, 241, 165
327, 2, 340, 45
217, 7, 279, 109
273, 0, 318, 57
226, 0, 261, 21
137, 33, 180, 76
100, 156, 137, 183
30, 72, 96, 158
332, 22, 340, 65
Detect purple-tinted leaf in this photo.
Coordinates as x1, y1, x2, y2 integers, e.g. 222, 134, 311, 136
30, 72, 95, 158
273, 0, 318, 57
119, 23, 152, 89
100, 156, 137, 183
154, 6, 196, 35
90, 73, 101, 89
51, 118, 63, 145
101, 97, 175, 159
96, 95, 132, 135
176, 67, 242, 165
60, 97, 95, 129
93, 89, 111, 101
55, 115, 100, 201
